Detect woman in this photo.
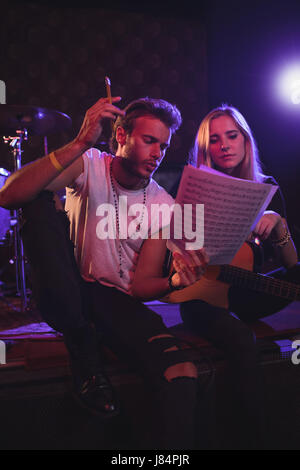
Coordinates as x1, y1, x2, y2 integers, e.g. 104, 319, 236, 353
180, 104, 300, 448
186, 104, 298, 316
132, 104, 299, 449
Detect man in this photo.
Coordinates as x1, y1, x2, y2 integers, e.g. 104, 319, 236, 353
0, 96, 211, 449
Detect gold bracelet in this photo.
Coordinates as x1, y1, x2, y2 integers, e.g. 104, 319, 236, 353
49, 152, 64, 172
271, 227, 291, 247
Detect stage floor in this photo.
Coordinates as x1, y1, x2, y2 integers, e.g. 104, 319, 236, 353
1, 294, 300, 450
1, 294, 300, 383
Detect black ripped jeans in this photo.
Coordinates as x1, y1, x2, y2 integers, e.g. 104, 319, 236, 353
21, 191, 214, 449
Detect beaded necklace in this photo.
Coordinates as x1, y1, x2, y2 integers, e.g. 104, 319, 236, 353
109, 159, 147, 278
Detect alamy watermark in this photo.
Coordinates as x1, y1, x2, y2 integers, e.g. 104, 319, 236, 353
0, 340, 6, 365
95, 197, 204, 250
0, 80, 6, 104
291, 340, 300, 365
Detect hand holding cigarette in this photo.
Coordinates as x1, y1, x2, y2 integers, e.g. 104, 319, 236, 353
75, 80, 124, 150
105, 76, 112, 104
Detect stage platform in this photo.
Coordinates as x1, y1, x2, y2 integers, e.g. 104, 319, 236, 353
1, 294, 300, 450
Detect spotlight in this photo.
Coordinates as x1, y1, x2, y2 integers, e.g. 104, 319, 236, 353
277, 63, 300, 106
290, 79, 300, 105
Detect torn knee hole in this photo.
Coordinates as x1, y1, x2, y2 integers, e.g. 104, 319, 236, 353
164, 346, 179, 352
147, 334, 174, 343
164, 362, 198, 383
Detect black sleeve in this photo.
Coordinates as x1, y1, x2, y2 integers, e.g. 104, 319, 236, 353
260, 175, 288, 267
264, 175, 287, 220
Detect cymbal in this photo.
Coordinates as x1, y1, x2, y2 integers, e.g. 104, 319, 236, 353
0, 105, 72, 136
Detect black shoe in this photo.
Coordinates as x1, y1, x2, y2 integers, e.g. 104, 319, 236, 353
73, 373, 119, 418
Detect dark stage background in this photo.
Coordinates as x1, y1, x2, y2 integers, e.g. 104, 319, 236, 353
0, 0, 208, 198
0, 0, 299, 251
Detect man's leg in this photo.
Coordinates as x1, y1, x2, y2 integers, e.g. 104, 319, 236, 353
21, 191, 118, 417
85, 281, 215, 449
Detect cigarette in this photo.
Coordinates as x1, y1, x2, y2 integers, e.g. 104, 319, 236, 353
105, 76, 112, 104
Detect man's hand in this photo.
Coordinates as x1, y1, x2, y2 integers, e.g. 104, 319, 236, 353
170, 248, 209, 289
75, 97, 125, 151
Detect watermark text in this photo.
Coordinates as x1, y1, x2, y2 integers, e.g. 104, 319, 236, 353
0, 80, 6, 104
291, 340, 300, 365
0, 340, 6, 364
95, 198, 204, 250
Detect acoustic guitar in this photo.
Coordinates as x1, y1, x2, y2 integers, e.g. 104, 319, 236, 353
160, 242, 300, 309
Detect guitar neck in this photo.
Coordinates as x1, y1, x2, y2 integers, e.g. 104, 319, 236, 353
220, 265, 300, 301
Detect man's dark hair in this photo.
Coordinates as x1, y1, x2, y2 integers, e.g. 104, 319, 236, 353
109, 97, 182, 153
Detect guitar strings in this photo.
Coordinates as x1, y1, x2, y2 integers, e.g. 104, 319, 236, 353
221, 265, 300, 300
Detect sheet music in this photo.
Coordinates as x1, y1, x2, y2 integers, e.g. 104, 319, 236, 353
167, 165, 278, 265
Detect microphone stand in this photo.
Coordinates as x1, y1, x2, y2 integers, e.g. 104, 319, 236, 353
3, 129, 28, 311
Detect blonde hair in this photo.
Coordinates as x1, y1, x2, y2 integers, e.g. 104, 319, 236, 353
190, 104, 265, 182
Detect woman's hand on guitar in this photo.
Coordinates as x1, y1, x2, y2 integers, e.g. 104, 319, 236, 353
252, 210, 282, 241
170, 248, 209, 289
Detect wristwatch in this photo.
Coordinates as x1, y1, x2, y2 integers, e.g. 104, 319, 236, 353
168, 274, 182, 291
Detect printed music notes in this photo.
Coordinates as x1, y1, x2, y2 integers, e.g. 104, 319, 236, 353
167, 165, 278, 265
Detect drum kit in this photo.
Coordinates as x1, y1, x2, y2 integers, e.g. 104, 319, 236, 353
0, 104, 72, 311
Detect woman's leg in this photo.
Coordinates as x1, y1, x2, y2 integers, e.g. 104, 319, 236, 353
180, 300, 266, 449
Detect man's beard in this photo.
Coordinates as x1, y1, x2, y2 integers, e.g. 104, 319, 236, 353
120, 146, 150, 189
121, 144, 143, 178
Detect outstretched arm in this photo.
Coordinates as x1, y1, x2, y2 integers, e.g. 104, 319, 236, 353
0, 97, 124, 209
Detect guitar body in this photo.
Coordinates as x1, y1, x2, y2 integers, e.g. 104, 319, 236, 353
160, 243, 255, 309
